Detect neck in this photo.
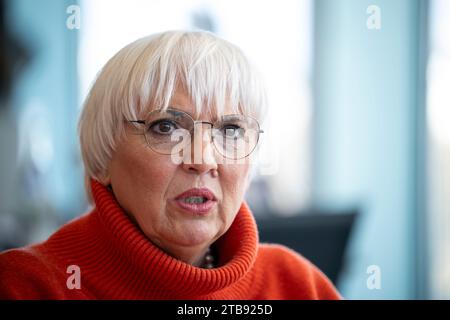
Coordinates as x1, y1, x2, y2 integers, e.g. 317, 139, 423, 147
166, 245, 211, 267
148, 237, 213, 267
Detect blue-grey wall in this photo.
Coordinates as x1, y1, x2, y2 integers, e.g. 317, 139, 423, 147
313, 0, 426, 299
7, 0, 84, 218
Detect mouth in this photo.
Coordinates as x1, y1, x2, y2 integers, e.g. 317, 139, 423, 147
181, 196, 209, 204
174, 188, 217, 215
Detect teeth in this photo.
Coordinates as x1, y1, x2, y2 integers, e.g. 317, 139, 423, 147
183, 197, 206, 204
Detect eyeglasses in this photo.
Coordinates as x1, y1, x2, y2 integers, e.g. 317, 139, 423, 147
127, 108, 263, 160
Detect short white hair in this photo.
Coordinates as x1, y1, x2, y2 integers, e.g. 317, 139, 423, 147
78, 30, 268, 180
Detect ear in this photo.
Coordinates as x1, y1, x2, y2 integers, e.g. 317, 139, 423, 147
97, 170, 111, 186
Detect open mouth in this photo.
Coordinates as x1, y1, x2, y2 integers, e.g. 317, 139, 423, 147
174, 188, 217, 214
182, 196, 209, 204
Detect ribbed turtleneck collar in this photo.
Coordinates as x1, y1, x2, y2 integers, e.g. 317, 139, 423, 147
47, 179, 259, 299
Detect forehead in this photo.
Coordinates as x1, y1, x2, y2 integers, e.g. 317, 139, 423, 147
165, 89, 238, 121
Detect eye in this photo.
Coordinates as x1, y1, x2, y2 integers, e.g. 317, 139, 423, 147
149, 120, 178, 135
221, 124, 244, 139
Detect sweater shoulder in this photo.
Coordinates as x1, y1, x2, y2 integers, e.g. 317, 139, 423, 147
0, 246, 62, 299
255, 243, 342, 299
258, 243, 313, 268
0, 213, 97, 299
256, 243, 318, 280
0, 246, 51, 276
0, 213, 92, 300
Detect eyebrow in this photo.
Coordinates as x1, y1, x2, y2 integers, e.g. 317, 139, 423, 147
166, 106, 244, 122
166, 106, 220, 122
164, 106, 194, 117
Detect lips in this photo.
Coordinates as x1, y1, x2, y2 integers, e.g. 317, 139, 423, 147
174, 188, 217, 215
175, 188, 217, 201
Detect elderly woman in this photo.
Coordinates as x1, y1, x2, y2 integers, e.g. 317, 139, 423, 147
0, 31, 341, 300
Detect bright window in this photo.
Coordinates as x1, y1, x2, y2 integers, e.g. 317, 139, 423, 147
427, 0, 450, 299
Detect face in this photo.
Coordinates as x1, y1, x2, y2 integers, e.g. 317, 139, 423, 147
103, 90, 253, 263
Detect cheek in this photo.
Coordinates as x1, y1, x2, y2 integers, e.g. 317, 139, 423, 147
220, 164, 250, 205
133, 156, 174, 192
110, 146, 177, 213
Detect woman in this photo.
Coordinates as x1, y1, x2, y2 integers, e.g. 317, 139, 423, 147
0, 31, 341, 299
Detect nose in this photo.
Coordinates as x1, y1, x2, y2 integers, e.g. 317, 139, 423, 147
181, 123, 218, 175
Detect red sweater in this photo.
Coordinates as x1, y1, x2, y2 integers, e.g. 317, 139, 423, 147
0, 180, 341, 300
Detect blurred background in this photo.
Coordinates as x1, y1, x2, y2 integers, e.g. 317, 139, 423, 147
0, 0, 448, 299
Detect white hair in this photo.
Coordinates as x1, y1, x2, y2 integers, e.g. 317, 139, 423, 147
78, 30, 268, 181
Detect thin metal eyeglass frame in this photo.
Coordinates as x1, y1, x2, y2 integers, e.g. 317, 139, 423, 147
126, 108, 264, 159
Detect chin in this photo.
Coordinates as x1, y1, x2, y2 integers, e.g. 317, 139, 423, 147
174, 224, 217, 247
